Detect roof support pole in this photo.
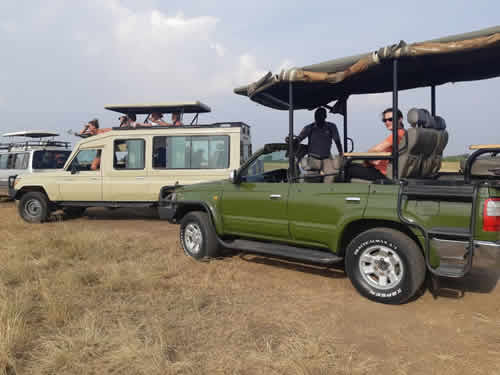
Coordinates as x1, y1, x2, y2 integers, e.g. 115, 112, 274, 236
392, 59, 399, 181
288, 81, 295, 178
431, 85, 436, 116
343, 98, 348, 153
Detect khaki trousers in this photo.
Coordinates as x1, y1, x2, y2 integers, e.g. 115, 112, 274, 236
307, 156, 341, 183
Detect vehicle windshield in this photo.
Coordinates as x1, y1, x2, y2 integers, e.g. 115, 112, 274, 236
32, 150, 71, 169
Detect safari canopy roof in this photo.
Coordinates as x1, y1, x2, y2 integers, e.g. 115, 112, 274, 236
105, 101, 211, 115
234, 25, 500, 110
2, 131, 60, 138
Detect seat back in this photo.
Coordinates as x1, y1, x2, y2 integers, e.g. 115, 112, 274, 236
420, 115, 449, 176
387, 108, 438, 179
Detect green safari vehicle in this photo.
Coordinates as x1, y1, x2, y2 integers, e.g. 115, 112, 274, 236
160, 26, 500, 304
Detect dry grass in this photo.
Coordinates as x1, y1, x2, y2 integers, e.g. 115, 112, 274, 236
1, 203, 500, 375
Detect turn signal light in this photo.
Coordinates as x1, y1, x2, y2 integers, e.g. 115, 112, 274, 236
483, 198, 500, 232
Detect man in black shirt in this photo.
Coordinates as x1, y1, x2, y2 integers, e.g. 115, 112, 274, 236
295, 107, 343, 183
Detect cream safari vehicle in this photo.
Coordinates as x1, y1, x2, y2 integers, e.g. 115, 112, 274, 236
9, 102, 252, 222
0, 131, 71, 197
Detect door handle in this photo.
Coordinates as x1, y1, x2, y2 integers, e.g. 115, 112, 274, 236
269, 194, 282, 200
345, 197, 361, 202
91, 177, 100, 180
136, 176, 145, 179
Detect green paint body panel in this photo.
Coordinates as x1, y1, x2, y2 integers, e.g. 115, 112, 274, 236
176, 178, 499, 265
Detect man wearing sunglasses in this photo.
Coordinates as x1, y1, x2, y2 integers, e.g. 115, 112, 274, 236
349, 108, 405, 180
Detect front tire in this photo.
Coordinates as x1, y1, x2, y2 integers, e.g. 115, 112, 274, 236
179, 211, 220, 260
345, 228, 425, 304
18, 192, 50, 223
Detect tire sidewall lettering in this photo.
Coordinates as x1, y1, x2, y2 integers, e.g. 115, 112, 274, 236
351, 236, 408, 300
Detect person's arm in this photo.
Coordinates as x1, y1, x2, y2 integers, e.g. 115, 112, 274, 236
295, 124, 311, 143
80, 124, 90, 134
368, 134, 393, 152
90, 156, 100, 171
331, 124, 343, 155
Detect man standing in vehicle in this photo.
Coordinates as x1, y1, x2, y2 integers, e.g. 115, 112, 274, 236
295, 107, 343, 183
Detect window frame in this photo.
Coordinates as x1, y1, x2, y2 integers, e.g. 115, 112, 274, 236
112, 138, 146, 171
152, 135, 230, 170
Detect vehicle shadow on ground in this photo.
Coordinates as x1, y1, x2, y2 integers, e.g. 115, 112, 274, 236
44, 208, 160, 222
237, 253, 347, 280
49, 207, 161, 222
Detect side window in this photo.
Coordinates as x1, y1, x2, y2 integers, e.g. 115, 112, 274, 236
113, 139, 145, 170
209, 136, 229, 169
7, 154, 16, 169
152, 135, 229, 169
13, 153, 29, 169
240, 150, 288, 183
0, 154, 8, 169
68, 149, 101, 171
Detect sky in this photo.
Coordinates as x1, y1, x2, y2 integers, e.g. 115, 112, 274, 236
1, 0, 498, 155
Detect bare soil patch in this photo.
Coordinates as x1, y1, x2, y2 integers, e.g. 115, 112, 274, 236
1, 201, 500, 374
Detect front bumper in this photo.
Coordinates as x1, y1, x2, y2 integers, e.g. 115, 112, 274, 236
158, 198, 177, 222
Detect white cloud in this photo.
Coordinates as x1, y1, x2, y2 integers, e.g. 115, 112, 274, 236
0, 1, 268, 111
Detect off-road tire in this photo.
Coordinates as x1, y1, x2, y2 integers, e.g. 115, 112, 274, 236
179, 211, 220, 260
63, 207, 87, 218
18, 192, 50, 223
345, 228, 426, 304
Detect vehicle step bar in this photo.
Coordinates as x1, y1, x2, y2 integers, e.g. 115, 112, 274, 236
219, 239, 344, 266
397, 181, 479, 278
428, 227, 471, 239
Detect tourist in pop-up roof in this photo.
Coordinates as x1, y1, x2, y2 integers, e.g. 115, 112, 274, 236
80, 119, 111, 136
171, 112, 183, 126
148, 112, 169, 126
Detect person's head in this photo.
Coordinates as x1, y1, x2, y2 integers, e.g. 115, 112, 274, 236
128, 114, 136, 122
314, 107, 327, 124
86, 118, 99, 134
172, 112, 181, 122
151, 112, 163, 121
119, 115, 128, 126
381, 108, 403, 130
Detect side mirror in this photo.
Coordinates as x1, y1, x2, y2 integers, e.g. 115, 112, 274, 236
70, 164, 78, 175
229, 169, 239, 184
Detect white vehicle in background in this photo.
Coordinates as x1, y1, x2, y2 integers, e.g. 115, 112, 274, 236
0, 131, 71, 196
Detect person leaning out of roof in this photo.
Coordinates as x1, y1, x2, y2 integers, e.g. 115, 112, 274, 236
172, 112, 183, 126
348, 108, 406, 180
118, 114, 140, 128
146, 112, 169, 126
80, 118, 111, 136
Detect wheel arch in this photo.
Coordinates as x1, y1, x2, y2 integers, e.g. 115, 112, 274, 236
16, 186, 49, 200
174, 201, 219, 231
337, 219, 422, 257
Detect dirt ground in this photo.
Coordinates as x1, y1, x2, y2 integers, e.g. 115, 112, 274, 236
2, 199, 500, 374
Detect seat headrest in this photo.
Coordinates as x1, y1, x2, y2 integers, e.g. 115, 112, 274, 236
407, 108, 436, 129
433, 115, 447, 130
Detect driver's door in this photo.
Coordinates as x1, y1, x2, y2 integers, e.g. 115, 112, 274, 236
221, 149, 290, 239
59, 148, 102, 201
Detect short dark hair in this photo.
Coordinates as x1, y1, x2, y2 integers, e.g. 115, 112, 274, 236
128, 114, 136, 121
382, 108, 403, 120
314, 107, 327, 122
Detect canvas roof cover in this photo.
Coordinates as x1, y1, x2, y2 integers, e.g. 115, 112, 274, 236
234, 25, 500, 110
105, 101, 211, 114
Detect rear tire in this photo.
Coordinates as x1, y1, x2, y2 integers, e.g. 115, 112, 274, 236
18, 192, 50, 223
345, 228, 425, 304
179, 211, 220, 260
